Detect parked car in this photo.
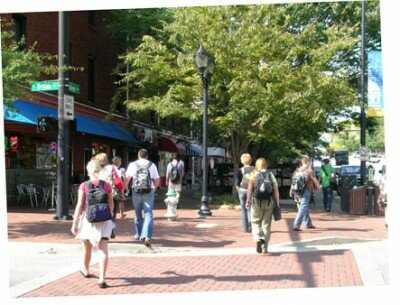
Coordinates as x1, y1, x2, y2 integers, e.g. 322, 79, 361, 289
369, 154, 384, 164
336, 165, 361, 195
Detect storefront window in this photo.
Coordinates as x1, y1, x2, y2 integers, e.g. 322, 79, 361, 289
36, 143, 57, 169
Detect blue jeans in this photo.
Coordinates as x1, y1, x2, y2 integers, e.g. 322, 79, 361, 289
322, 186, 333, 211
293, 189, 313, 229
131, 191, 155, 239
238, 189, 251, 232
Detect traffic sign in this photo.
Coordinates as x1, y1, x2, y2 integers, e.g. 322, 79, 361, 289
31, 80, 80, 94
63, 94, 74, 120
359, 146, 370, 161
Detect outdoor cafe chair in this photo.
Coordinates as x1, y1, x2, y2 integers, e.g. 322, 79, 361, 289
16, 184, 39, 207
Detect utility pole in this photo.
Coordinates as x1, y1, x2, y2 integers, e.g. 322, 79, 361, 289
360, 1, 367, 186
54, 11, 72, 221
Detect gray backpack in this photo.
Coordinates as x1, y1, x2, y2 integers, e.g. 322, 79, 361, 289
133, 161, 153, 194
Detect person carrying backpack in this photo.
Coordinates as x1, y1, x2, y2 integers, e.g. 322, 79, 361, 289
319, 158, 335, 212
292, 156, 321, 231
124, 149, 160, 246
235, 153, 254, 233
112, 156, 126, 218
166, 153, 185, 199
245, 157, 280, 254
70, 159, 114, 289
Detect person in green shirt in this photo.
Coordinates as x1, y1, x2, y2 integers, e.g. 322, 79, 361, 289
319, 158, 335, 212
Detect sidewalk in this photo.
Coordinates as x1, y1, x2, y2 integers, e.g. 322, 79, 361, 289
6, 189, 388, 298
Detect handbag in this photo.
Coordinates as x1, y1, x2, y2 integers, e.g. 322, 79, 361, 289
273, 200, 282, 221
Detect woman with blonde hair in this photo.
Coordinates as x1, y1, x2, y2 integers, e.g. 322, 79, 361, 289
235, 153, 254, 232
71, 159, 114, 288
246, 157, 280, 254
92, 152, 121, 237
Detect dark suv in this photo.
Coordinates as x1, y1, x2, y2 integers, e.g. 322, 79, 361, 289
336, 165, 361, 195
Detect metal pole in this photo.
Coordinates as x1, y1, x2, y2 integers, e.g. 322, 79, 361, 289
199, 75, 212, 217
55, 11, 72, 220
360, 1, 367, 186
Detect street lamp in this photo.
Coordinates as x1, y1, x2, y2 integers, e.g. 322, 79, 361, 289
195, 45, 214, 217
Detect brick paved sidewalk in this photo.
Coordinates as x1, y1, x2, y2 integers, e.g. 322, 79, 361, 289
7, 206, 387, 248
23, 249, 362, 298
7, 191, 387, 298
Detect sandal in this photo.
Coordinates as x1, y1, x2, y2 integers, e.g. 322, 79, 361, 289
98, 282, 108, 289
79, 270, 91, 278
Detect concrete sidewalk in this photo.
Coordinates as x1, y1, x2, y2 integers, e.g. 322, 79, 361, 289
6, 190, 388, 298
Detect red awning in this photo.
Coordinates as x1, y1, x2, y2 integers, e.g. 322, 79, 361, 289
158, 137, 186, 155
158, 137, 178, 153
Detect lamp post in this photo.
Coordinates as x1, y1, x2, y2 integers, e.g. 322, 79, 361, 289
195, 45, 214, 217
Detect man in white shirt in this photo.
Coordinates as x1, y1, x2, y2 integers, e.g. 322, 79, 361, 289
124, 149, 160, 246
166, 153, 185, 199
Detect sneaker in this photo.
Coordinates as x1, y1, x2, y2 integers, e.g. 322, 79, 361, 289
134, 235, 140, 241
256, 240, 264, 253
144, 238, 151, 247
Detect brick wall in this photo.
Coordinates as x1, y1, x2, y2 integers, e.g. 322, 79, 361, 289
2, 11, 122, 113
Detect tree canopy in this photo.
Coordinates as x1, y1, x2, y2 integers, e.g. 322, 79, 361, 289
115, 1, 381, 166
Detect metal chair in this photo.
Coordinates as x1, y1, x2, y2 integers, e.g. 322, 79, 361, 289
70, 184, 80, 205
16, 184, 30, 206
16, 184, 39, 207
40, 186, 52, 207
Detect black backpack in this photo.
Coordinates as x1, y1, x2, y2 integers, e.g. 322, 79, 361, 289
253, 171, 274, 200
133, 161, 153, 193
85, 180, 111, 223
170, 163, 180, 183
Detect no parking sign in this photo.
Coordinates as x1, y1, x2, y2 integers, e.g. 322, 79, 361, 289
359, 146, 370, 161
50, 142, 57, 154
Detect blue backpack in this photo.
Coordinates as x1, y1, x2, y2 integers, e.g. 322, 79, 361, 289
85, 180, 111, 223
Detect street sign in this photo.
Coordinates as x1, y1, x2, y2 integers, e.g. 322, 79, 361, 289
63, 94, 74, 120
359, 146, 370, 161
31, 80, 80, 94
68, 82, 80, 94
31, 81, 58, 92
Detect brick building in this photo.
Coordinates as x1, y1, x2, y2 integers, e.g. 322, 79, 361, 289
2, 10, 205, 202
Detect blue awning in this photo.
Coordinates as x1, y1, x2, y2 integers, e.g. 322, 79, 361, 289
4, 100, 138, 144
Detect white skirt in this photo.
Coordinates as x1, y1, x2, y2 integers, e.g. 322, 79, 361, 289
76, 211, 115, 246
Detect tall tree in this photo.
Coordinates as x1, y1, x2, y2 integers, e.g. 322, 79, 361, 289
118, 2, 367, 171
1, 19, 58, 105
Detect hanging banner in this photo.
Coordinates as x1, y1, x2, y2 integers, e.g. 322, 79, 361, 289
367, 51, 384, 117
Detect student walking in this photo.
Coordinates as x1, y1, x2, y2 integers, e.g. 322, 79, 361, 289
319, 158, 335, 212
70, 159, 114, 289
124, 149, 160, 246
292, 156, 321, 231
246, 158, 280, 254
112, 156, 126, 218
235, 153, 254, 233
93, 153, 121, 238
166, 153, 185, 199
